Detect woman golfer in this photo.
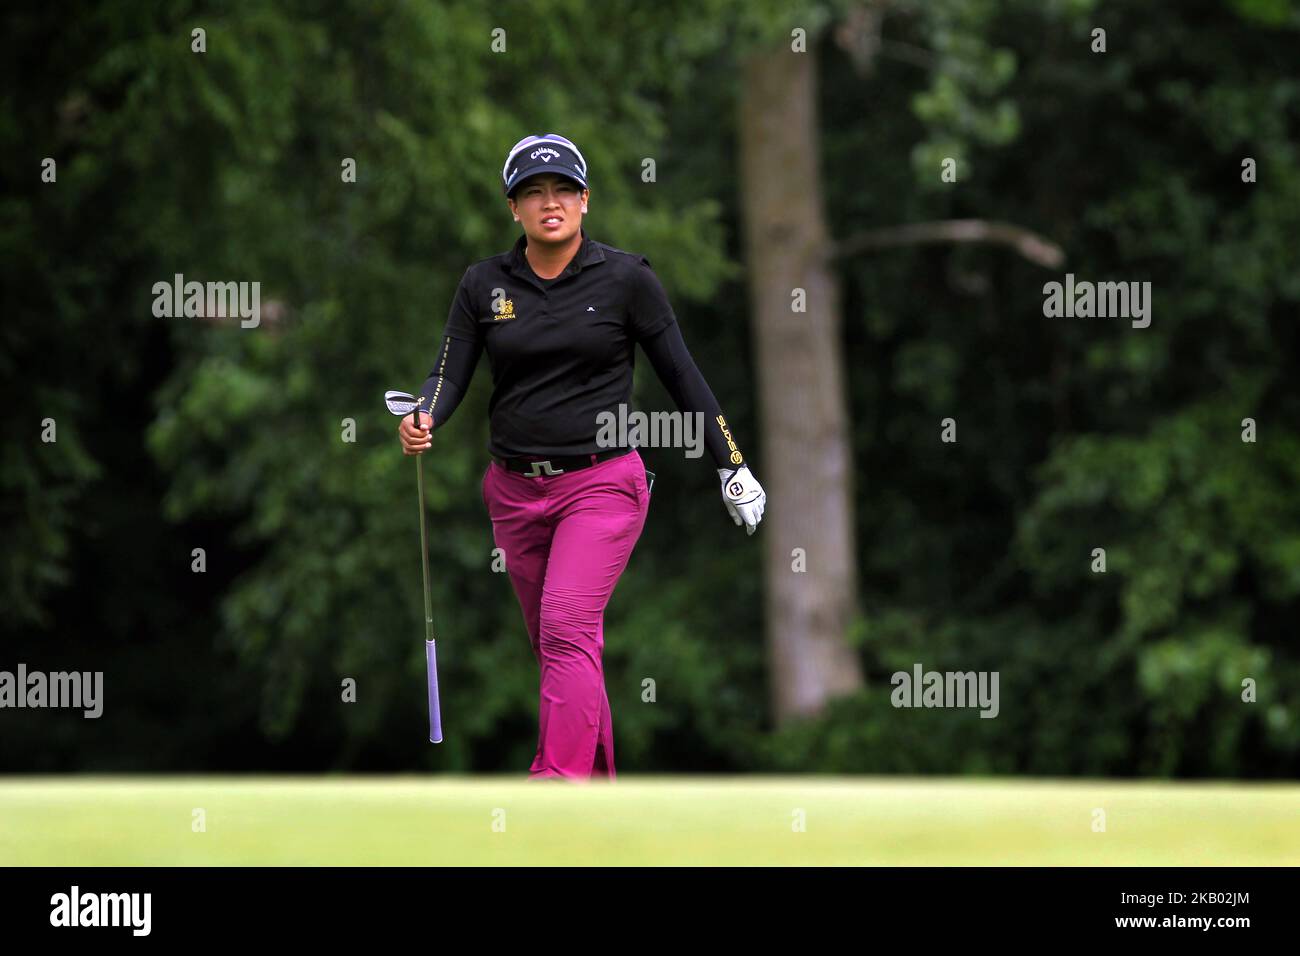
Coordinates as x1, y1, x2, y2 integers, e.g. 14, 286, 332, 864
396, 133, 766, 780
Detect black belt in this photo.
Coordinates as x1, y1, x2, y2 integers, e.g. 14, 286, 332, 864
492, 446, 633, 476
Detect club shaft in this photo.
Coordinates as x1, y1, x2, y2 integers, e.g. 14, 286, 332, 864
416, 454, 435, 643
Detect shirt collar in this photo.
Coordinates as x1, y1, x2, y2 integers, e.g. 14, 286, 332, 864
508, 225, 604, 281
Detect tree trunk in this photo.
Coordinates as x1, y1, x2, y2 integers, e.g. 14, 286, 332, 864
738, 40, 864, 723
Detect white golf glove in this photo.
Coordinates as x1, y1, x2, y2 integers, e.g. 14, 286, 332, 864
718, 465, 766, 535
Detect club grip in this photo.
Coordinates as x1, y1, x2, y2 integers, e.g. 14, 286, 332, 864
427, 639, 443, 744
412, 406, 421, 431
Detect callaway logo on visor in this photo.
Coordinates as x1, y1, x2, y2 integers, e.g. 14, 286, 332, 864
502, 133, 589, 194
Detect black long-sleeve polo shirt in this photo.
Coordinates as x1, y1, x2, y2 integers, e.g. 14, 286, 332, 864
416, 227, 747, 471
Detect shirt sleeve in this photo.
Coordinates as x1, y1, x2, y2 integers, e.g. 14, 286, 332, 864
415, 269, 485, 427
443, 268, 481, 343
416, 334, 482, 428
627, 255, 677, 342
639, 321, 747, 473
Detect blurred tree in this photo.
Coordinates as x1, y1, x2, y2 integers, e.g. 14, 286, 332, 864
737, 0, 1063, 724
773, 0, 1300, 776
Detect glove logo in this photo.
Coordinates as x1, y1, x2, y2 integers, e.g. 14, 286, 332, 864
728, 480, 744, 498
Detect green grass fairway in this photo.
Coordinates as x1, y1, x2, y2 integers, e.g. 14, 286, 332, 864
1, 776, 1296, 866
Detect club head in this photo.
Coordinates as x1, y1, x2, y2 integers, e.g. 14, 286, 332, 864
385, 389, 419, 417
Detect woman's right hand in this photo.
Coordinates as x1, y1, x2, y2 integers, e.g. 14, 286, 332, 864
398, 412, 434, 455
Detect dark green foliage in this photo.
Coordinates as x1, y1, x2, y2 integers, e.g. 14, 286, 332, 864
3, 0, 1296, 775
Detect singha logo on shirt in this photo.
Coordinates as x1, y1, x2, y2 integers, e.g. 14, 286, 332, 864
490, 299, 517, 321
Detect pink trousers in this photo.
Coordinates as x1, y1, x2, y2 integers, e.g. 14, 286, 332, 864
482, 448, 650, 780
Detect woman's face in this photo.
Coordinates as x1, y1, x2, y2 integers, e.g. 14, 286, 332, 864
510, 173, 587, 244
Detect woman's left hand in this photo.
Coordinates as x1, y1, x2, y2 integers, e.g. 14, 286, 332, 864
718, 465, 766, 535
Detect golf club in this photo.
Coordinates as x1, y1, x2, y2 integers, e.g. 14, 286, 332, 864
385, 389, 443, 744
